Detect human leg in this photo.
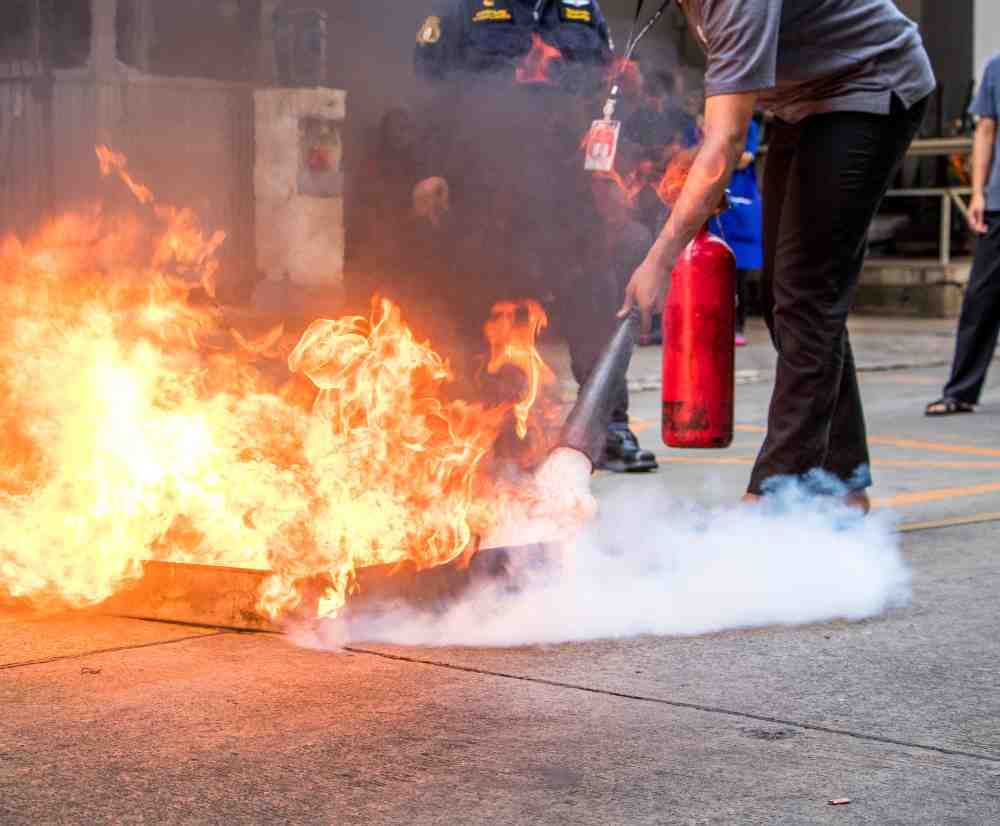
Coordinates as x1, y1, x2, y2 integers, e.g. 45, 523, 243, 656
749, 98, 927, 495
939, 213, 1000, 405
561, 264, 657, 473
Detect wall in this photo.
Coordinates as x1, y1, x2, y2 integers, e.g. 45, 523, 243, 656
0, 70, 257, 297
921, 0, 974, 130
0, 78, 53, 236
0, 0, 257, 297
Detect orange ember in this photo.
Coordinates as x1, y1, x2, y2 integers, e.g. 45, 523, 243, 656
0, 147, 556, 621
606, 56, 643, 100
515, 33, 563, 85
657, 148, 697, 207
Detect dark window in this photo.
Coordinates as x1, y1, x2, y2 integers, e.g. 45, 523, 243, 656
146, 0, 262, 82
42, 0, 91, 69
0, 1, 38, 68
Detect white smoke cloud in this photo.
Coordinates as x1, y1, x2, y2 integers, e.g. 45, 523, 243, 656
295, 476, 911, 650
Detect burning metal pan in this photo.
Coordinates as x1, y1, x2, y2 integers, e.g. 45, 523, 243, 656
99, 311, 639, 633
98, 543, 550, 633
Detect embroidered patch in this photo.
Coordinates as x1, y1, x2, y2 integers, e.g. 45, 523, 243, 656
559, 2, 594, 24
417, 15, 442, 45
473, 8, 513, 22
561, 8, 593, 22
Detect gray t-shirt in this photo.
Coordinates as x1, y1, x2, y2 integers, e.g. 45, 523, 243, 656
678, 0, 936, 123
971, 54, 1000, 212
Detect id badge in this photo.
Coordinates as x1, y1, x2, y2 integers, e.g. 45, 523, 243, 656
584, 119, 621, 172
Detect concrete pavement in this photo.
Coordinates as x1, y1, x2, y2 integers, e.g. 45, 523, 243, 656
3, 318, 1000, 825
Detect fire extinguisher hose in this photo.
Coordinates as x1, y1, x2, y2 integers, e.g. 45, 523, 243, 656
559, 310, 641, 466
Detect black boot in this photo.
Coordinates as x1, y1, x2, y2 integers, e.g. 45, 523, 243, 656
598, 424, 659, 473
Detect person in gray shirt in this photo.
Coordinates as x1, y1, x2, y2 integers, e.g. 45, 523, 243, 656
620, 0, 935, 511
926, 54, 1000, 416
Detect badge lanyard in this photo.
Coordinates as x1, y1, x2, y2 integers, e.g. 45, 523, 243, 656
584, 0, 673, 172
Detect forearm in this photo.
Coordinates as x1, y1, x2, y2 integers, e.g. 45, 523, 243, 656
646, 94, 755, 269
648, 135, 741, 266
971, 119, 996, 197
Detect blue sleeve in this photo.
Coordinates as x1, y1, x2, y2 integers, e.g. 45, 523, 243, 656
745, 119, 761, 155
970, 58, 998, 120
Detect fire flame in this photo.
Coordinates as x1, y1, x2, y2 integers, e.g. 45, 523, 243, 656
484, 300, 555, 439
515, 33, 563, 85
657, 148, 697, 207
0, 147, 555, 620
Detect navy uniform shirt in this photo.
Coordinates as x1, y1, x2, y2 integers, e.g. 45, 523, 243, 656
415, 0, 613, 84
409, 1, 614, 317
411, 0, 614, 193
677, 0, 935, 123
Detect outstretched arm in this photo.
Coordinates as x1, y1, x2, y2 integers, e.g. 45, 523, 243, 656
619, 92, 757, 331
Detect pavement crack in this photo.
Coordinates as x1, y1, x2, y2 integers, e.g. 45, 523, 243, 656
346, 646, 1000, 766
0, 630, 233, 671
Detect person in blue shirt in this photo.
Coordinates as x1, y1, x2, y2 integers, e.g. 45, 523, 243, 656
926, 53, 1000, 416
711, 117, 764, 346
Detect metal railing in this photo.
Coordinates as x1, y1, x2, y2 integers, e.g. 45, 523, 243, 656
883, 137, 974, 266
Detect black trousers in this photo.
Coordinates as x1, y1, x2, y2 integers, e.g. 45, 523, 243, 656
749, 97, 928, 495
559, 268, 630, 426
736, 268, 751, 334
942, 212, 1000, 404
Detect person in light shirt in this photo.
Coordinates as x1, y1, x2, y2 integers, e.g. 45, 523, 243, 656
926, 53, 1000, 417
621, 0, 935, 510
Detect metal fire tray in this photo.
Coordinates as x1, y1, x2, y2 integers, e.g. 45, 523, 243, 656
98, 544, 549, 632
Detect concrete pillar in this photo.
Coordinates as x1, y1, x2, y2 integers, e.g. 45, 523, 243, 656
259, 0, 281, 84
921, 0, 974, 128
127, 0, 155, 73
90, 0, 118, 77
975, 0, 1000, 80
254, 87, 347, 295
90, 0, 120, 146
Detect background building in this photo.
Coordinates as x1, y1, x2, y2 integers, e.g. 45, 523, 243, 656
0, 0, 995, 305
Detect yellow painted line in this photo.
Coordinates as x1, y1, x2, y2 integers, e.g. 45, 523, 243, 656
657, 455, 753, 466
736, 425, 1000, 458
868, 437, 1000, 458
628, 417, 655, 436
861, 374, 942, 385
656, 455, 1000, 471
873, 482, 1000, 509
899, 512, 1000, 534
873, 459, 1000, 470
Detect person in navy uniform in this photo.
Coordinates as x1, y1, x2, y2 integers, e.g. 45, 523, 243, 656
415, 0, 612, 80
412, 0, 659, 473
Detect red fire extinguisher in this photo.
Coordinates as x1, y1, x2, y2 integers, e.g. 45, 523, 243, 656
662, 223, 736, 449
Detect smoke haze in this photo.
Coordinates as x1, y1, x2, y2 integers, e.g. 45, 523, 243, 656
296, 479, 911, 650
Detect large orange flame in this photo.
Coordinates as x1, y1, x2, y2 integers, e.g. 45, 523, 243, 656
0, 148, 556, 620
515, 33, 563, 85
484, 300, 554, 439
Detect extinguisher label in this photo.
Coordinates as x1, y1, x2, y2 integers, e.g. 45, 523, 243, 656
584, 119, 621, 172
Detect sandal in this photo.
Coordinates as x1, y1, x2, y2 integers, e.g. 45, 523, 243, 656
925, 397, 975, 416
